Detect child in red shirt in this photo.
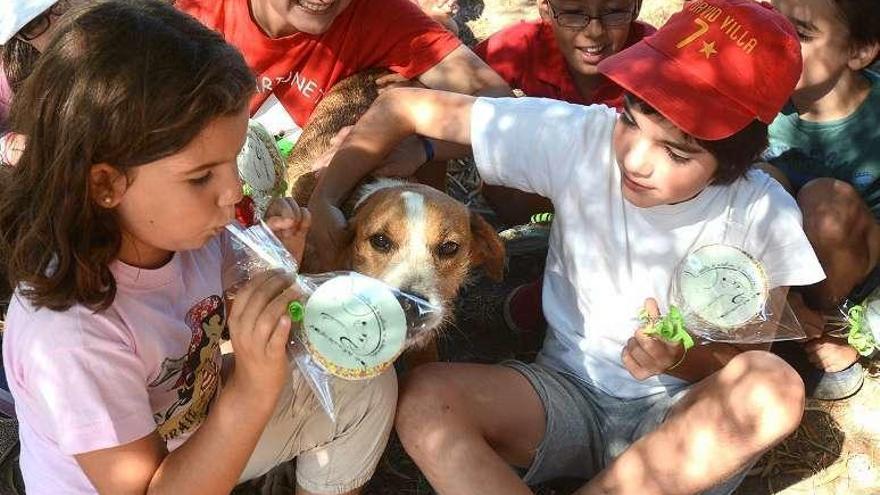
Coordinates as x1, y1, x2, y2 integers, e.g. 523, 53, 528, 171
474, 0, 655, 108
178, 0, 471, 139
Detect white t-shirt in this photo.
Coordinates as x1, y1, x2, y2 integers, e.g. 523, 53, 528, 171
3, 236, 229, 494
471, 97, 825, 399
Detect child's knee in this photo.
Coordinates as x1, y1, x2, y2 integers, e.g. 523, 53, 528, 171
725, 351, 805, 443
798, 178, 871, 247
395, 363, 464, 447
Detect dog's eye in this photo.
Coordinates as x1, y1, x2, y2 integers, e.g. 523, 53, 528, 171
369, 234, 393, 252
436, 241, 460, 257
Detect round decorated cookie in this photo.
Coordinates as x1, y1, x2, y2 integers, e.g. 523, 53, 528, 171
236, 121, 288, 217
302, 274, 407, 380
677, 244, 769, 330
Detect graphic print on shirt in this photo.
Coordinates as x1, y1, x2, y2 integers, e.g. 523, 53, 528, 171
257, 69, 324, 102
149, 295, 225, 441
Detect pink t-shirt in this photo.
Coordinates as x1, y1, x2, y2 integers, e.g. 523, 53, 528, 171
3, 236, 228, 493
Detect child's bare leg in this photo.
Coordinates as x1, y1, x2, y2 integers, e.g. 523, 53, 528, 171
578, 351, 804, 495
395, 363, 545, 495
797, 178, 880, 309
796, 178, 880, 370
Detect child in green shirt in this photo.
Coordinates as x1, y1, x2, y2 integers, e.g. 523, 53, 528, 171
767, 0, 880, 399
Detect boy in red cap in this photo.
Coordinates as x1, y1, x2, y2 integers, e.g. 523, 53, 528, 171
309, 1, 822, 493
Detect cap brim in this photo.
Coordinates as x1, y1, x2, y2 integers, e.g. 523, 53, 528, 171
598, 41, 756, 141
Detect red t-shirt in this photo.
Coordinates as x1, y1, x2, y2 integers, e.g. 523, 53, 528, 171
474, 20, 655, 109
178, 0, 460, 129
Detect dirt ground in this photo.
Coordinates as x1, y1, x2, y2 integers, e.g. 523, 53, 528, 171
240, 1, 880, 494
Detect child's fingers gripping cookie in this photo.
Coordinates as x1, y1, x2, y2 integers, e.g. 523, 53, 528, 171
265, 197, 312, 263
228, 271, 293, 332
227, 270, 299, 393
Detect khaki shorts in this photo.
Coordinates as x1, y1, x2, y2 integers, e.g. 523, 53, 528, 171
239, 366, 397, 494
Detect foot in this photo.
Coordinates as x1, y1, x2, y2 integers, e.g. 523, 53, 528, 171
772, 338, 864, 401
804, 336, 863, 400
808, 361, 864, 401
805, 335, 860, 372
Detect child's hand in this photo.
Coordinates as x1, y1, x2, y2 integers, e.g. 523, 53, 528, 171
787, 291, 826, 339
417, 0, 459, 17
226, 270, 300, 399
622, 298, 686, 381
805, 335, 860, 372
264, 197, 311, 266
306, 197, 348, 272
301, 126, 352, 177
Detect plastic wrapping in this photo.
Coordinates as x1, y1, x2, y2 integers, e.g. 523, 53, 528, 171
223, 220, 440, 420
643, 222, 806, 347
827, 287, 880, 356
235, 120, 289, 218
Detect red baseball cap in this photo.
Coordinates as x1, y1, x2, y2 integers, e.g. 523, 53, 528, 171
598, 0, 802, 140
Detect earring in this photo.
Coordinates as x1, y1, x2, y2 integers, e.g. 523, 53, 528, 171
102, 197, 112, 205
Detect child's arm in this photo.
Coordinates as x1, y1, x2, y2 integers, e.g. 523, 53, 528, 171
75, 271, 297, 494
308, 87, 476, 270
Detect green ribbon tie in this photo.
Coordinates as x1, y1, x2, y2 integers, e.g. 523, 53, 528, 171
846, 304, 877, 356
287, 301, 305, 322
530, 212, 554, 224
277, 138, 295, 159
640, 305, 695, 350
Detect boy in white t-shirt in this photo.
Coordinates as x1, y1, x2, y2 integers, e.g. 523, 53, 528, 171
308, 0, 824, 493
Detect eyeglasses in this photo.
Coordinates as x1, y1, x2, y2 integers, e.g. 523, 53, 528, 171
15, 2, 65, 42
546, 1, 635, 29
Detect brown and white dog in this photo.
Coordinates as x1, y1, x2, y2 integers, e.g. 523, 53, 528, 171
286, 70, 505, 356
339, 178, 503, 348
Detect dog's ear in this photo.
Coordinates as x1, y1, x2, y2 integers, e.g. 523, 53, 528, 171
469, 211, 505, 282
